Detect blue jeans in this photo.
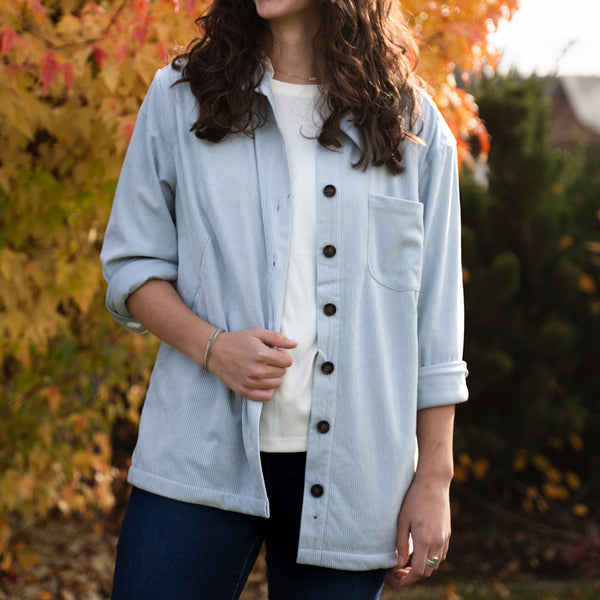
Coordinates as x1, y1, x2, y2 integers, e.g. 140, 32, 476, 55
111, 453, 387, 599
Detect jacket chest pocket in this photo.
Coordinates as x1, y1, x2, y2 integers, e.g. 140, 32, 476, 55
367, 194, 424, 292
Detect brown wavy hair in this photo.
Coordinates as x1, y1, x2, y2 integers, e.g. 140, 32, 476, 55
173, 0, 422, 174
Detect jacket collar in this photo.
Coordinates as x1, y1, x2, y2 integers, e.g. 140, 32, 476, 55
255, 59, 361, 150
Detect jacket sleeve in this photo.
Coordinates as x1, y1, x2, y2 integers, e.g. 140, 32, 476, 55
416, 131, 469, 409
100, 68, 178, 333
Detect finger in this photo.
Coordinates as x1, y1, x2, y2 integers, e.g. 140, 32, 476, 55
424, 551, 444, 577
243, 386, 277, 402
245, 377, 283, 391
255, 329, 298, 350
408, 544, 429, 581
395, 566, 421, 588
385, 567, 410, 589
395, 521, 411, 568
265, 347, 295, 369
245, 365, 287, 381
442, 535, 451, 561
259, 365, 288, 379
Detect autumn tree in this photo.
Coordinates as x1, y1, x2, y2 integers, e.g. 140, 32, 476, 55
0, 0, 518, 568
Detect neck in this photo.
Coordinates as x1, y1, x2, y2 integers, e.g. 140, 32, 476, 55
268, 16, 319, 83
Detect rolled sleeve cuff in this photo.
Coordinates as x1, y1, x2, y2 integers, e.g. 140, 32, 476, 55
105, 258, 178, 333
417, 361, 469, 410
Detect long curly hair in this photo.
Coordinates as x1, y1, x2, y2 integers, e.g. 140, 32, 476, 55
173, 0, 423, 174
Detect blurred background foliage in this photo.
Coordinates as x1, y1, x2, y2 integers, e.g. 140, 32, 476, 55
453, 74, 600, 578
1, 0, 598, 584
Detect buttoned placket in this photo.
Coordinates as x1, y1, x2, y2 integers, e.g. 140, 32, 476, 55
296, 140, 351, 550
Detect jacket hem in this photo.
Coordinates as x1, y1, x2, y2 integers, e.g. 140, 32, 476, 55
127, 466, 270, 518
296, 548, 398, 571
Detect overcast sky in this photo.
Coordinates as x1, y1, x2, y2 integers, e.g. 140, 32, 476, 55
488, 0, 600, 76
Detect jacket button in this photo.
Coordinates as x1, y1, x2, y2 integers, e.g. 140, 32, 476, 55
323, 245, 336, 258
323, 303, 337, 316
323, 184, 336, 198
311, 484, 324, 497
321, 361, 334, 375
317, 420, 330, 434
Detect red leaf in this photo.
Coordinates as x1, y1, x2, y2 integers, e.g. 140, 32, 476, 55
131, 24, 147, 46
185, 0, 197, 14
134, 0, 148, 13
115, 42, 129, 64
158, 47, 170, 65
92, 43, 108, 69
40, 51, 59, 95
122, 119, 135, 141
0, 26, 18, 56
28, 0, 46, 25
61, 61, 74, 90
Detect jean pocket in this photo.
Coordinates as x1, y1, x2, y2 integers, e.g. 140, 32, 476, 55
367, 194, 424, 292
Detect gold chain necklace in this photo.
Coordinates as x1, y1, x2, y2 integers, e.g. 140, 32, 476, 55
272, 69, 319, 83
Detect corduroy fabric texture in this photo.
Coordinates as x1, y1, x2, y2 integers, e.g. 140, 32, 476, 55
100, 65, 468, 571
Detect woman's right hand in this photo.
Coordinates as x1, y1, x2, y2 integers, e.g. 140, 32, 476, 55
207, 328, 297, 402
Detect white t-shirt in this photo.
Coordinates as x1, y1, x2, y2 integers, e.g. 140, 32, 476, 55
259, 77, 321, 452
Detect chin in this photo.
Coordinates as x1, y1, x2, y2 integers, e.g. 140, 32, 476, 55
253, 0, 318, 22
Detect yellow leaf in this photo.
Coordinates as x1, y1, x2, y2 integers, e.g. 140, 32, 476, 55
442, 583, 462, 600
566, 471, 581, 491
578, 273, 596, 294
55, 13, 82, 37
457, 452, 471, 467
0, 517, 11, 554
542, 482, 569, 501
70, 413, 89, 434
545, 467, 562, 483
569, 434, 584, 452
558, 235, 574, 250
0, 552, 14, 574
586, 241, 600, 254
16, 547, 39, 568
573, 504, 589, 517
453, 464, 469, 484
532, 453, 550, 472
536, 497, 549, 513
526, 485, 539, 499
471, 458, 490, 480
513, 449, 527, 471
100, 62, 121, 93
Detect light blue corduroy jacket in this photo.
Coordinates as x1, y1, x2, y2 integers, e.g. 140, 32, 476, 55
100, 64, 468, 571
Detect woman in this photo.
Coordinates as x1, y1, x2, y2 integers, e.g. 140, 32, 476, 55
101, 0, 468, 598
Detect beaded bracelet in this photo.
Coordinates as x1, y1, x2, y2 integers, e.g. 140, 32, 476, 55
203, 328, 225, 371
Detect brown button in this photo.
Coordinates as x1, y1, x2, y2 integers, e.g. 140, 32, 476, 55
323, 184, 336, 198
323, 303, 337, 316
317, 421, 330, 434
311, 484, 324, 498
323, 245, 336, 258
321, 362, 334, 375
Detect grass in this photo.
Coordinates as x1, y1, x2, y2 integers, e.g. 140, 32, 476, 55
381, 579, 600, 599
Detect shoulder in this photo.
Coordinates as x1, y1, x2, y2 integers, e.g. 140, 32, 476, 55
139, 63, 194, 130
414, 91, 456, 159
147, 63, 187, 99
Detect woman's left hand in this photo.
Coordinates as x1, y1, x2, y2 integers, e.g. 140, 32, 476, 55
384, 475, 451, 589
